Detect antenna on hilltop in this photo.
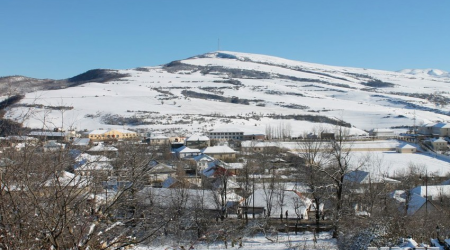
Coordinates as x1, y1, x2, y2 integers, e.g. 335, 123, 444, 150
218, 38, 220, 51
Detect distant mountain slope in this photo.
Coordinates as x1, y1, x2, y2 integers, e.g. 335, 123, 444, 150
398, 68, 450, 78
0, 69, 129, 95
3, 51, 450, 136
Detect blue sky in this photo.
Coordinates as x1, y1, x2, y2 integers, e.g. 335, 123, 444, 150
1, 1, 449, 79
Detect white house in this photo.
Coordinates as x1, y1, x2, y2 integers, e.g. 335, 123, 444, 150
396, 143, 417, 153
430, 138, 448, 151
418, 122, 450, 137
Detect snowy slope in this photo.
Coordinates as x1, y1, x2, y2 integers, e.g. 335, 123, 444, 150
5, 51, 450, 136
399, 68, 450, 78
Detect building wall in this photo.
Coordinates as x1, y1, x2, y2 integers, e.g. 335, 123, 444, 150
396, 147, 417, 153
88, 130, 137, 141
243, 134, 266, 140
208, 153, 236, 160
150, 138, 169, 145
209, 132, 244, 140
432, 141, 447, 151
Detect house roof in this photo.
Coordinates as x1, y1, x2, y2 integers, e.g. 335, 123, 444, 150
202, 146, 236, 154
422, 123, 437, 128
390, 190, 425, 215
390, 190, 437, 215
73, 138, 90, 146
397, 143, 416, 149
431, 138, 447, 143
193, 154, 216, 162
181, 147, 201, 154
87, 129, 136, 135
45, 171, 89, 187
29, 131, 67, 137
148, 163, 176, 174
75, 153, 111, 163
150, 135, 169, 139
202, 164, 234, 178
186, 134, 210, 141
209, 128, 243, 133
434, 122, 450, 128
344, 170, 400, 184
6, 136, 38, 141
75, 162, 113, 171
87, 143, 118, 152
44, 140, 65, 148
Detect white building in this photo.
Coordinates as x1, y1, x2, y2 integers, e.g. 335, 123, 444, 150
208, 128, 244, 140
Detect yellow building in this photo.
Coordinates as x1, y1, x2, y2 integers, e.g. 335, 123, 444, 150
86, 129, 137, 141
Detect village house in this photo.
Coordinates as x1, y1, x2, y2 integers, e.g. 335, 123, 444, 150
74, 153, 113, 178
185, 134, 210, 149
75, 162, 113, 178
390, 190, 439, 216
432, 123, 450, 137
148, 134, 170, 145
72, 138, 91, 148
147, 162, 177, 185
418, 123, 436, 136
201, 145, 237, 161
173, 145, 201, 159
43, 140, 66, 152
396, 143, 418, 153
87, 143, 119, 158
85, 129, 138, 141
430, 138, 448, 151
418, 122, 450, 137
241, 141, 280, 153
169, 136, 186, 144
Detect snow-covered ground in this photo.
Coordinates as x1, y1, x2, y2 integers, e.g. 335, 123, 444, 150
283, 140, 450, 177
133, 231, 338, 250
5, 51, 450, 135
353, 150, 450, 177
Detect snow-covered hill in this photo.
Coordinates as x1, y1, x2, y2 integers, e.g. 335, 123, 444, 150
4, 51, 450, 137
398, 68, 450, 78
